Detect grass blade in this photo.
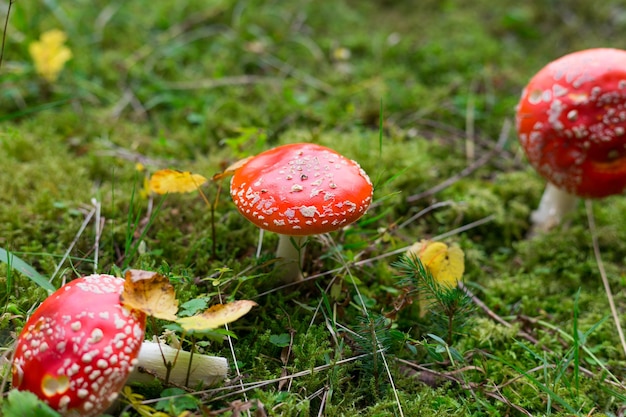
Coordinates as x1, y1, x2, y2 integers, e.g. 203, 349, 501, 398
487, 348, 580, 415
0, 248, 56, 293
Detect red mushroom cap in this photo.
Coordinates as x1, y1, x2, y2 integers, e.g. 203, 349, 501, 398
516, 48, 626, 198
12, 274, 146, 417
230, 143, 373, 236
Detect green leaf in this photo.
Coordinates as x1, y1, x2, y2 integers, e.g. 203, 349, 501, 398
427, 333, 447, 346
269, 333, 291, 347
0, 248, 55, 293
179, 298, 209, 317
155, 387, 199, 414
2, 390, 61, 417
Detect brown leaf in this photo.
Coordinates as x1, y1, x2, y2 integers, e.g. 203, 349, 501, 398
177, 300, 257, 332
120, 269, 179, 320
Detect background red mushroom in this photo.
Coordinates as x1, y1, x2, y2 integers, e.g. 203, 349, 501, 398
516, 48, 626, 233
230, 142, 373, 281
12, 274, 147, 417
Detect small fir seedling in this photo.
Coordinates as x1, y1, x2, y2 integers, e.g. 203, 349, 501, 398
393, 254, 473, 344
353, 313, 394, 395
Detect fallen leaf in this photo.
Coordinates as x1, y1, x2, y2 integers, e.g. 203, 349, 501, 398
211, 156, 253, 181
149, 169, 208, 194
120, 269, 179, 320
177, 300, 257, 332
406, 240, 464, 287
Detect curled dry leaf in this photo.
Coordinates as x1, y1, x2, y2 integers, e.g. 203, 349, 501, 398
177, 300, 257, 332
406, 240, 465, 287
149, 169, 208, 194
120, 269, 179, 321
211, 156, 254, 181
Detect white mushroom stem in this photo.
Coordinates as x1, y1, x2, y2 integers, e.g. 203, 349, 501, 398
529, 182, 580, 235
275, 234, 307, 282
127, 340, 228, 387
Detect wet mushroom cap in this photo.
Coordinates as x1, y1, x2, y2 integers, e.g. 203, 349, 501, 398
516, 48, 626, 198
12, 274, 146, 417
230, 143, 373, 235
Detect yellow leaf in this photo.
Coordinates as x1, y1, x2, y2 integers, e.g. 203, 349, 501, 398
149, 169, 208, 194
211, 156, 253, 181
407, 240, 464, 287
120, 269, 179, 321
177, 300, 257, 332
28, 29, 72, 82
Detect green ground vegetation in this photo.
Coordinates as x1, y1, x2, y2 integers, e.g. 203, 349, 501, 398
2, 0, 626, 415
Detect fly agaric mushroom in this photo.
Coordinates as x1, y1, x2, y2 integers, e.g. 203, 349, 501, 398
12, 274, 146, 417
230, 142, 373, 281
516, 48, 626, 233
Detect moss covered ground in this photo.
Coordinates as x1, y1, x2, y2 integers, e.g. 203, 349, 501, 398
2, 0, 626, 415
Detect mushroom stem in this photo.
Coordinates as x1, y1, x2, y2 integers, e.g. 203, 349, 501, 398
529, 182, 580, 235
275, 234, 307, 282
128, 340, 228, 387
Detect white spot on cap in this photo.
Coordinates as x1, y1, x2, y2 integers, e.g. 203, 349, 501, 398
58, 395, 71, 408
133, 324, 143, 339
114, 315, 126, 329
299, 206, 318, 218
67, 363, 80, 377
88, 328, 104, 344
528, 89, 543, 105
552, 84, 568, 97
567, 109, 578, 121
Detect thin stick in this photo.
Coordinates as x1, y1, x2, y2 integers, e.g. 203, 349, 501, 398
325, 236, 405, 417
465, 79, 477, 162
217, 290, 251, 417
406, 119, 510, 203
50, 204, 96, 283
397, 200, 455, 230
585, 199, 626, 358
254, 215, 496, 298
92, 198, 102, 273
141, 351, 374, 405
458, 282, 542, 347
0, 0, 15, 72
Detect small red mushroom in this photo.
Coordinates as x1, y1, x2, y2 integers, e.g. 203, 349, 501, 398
12, 274, 146, 417
230, 142, 373, 281
516, 48, 626, 233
